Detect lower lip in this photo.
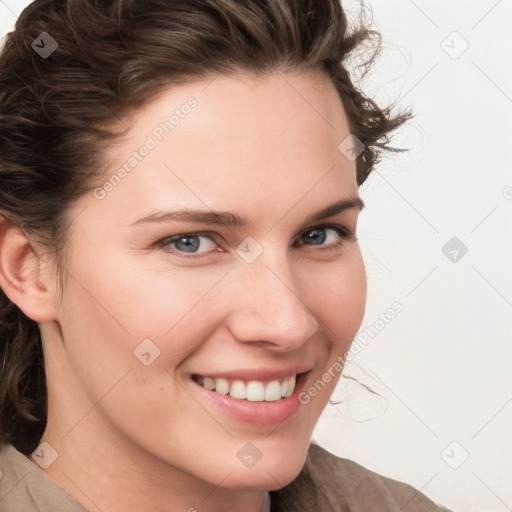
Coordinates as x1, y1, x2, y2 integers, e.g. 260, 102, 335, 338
190, 372, 310, 426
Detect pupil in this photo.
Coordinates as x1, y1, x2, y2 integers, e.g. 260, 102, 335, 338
306, 228, 326, 245
176, 236, 200, 252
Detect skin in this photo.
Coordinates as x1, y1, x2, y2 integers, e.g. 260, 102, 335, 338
0, 70, 367, 512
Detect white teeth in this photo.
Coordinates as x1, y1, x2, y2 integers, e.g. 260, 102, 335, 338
246, 381, 265, 401
203, 377, 215, 390
281, 379, 289, 397
229, 380, 247, 400
214, 378, 230, 395
196, 374, 297, 401
264, 380, 282, 401
285, 374, 295, 398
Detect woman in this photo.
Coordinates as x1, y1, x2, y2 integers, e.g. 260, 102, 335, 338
0, 0, 452, 510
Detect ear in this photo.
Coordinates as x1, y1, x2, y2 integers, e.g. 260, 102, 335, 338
0, 215, 58, 322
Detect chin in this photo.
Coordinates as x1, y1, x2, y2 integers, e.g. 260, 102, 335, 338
215, 443, 310, 491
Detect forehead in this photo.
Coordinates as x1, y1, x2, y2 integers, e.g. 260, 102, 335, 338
76, 71, 358, 228
122, 69, 347, 141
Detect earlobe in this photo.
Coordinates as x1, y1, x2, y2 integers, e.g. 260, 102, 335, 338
0, 216, 58, 322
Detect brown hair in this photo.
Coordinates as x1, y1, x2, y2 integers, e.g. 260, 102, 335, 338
0, 0, 412, 456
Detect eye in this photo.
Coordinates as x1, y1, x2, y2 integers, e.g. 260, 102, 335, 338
155, 224, 355, 258
156, 231, 219, 257
294, 224, 354, 250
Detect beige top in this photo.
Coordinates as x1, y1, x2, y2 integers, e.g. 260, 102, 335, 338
0, 441, 452, 511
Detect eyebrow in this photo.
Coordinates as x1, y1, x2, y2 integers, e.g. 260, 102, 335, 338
130, 196, 365, 229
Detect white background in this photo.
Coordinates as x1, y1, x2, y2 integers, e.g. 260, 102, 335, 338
1, 1, 511, 511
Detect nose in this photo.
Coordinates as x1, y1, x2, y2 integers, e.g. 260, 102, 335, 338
225, 252, 319, 351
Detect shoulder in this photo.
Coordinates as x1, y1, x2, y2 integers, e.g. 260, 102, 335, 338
270, 442, 453, 512
0, 442, 87, 512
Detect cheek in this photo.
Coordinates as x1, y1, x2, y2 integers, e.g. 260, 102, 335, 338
55, 257, 228, 444
55, 255, 224, 413
305, 245, 367, 344
62, 254, 229, 351
299, 246, 366, 404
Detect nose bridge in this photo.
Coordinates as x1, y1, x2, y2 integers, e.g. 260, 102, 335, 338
227, 249, 319, 348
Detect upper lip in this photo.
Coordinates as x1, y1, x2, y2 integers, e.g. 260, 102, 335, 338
190, 365, 313, 383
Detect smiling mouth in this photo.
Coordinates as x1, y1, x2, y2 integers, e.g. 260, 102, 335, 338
191, 373, 299, 401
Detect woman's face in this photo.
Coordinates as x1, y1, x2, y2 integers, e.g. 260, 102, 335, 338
41, 71, 367, 493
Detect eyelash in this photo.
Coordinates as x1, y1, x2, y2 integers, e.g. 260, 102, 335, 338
155, 224, 356, 259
